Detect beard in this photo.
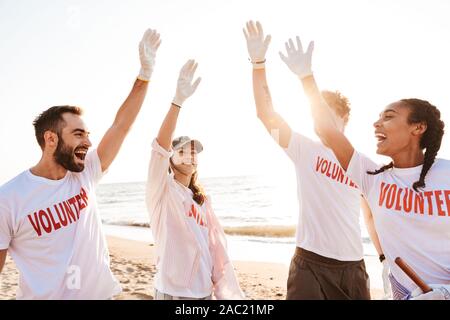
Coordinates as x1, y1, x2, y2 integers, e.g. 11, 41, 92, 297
54, 137, 85, 172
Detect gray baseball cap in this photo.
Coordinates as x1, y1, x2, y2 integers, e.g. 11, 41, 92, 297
172, 136, 203, 153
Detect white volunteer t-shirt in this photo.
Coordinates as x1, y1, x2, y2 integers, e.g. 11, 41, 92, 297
284, 132, 363, 261
347, 151, 450, 291
154, 180, 213, 298
0, 150, 121, 299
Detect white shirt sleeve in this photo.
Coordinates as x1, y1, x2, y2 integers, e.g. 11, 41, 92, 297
145, 139, 173, 214
346, 150, 380, 197
81, 149, 104, 186
283, 131, 317, 164
0, 203, 12, 249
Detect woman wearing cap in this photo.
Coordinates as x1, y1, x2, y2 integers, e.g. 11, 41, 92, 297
145, 60, 244, 300
279, 35, 450, 300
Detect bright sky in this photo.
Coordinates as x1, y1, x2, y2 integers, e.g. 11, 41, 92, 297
1, 0, 449, 184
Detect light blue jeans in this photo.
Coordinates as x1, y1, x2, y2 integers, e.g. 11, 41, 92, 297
154, 288, 212, 300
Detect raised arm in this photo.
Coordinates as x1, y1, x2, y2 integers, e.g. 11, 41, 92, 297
244, 21, 292, 148
279, 37, 354, 169
97, 28, 161, 172
146, 60, 201, 214
156, 60, 201, 151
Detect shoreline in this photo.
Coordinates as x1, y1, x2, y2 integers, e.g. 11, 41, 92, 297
0, 235, 383, 300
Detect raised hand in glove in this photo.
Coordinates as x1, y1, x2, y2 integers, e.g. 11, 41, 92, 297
243, 20, 271, 69
137, 28, 161, 82
279, 36, 314, 79
172, 59, 202, 107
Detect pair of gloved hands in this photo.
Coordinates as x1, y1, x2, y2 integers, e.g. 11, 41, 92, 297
243, 20, 314, 79
137, 28, 201, 107
139, 20, 313, 109
142, 20, 314, 108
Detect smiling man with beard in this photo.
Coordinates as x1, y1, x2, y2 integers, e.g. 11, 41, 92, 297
0, 28, 161, 299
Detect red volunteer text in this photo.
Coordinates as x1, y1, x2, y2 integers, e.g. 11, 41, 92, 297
315, 156, 358, 188
379, 182, 450, 216
27, 187, 89, 236
188, 204, 207, 227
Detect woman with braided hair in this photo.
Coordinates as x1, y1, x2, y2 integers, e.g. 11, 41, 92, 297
279, 36, 450, 300
366, 98, 445, 190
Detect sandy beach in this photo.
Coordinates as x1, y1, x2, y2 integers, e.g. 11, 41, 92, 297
0, 235, 383, 300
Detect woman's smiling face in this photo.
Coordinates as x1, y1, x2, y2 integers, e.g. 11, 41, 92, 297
373, 101, 425, 157
171, 144, 198, 175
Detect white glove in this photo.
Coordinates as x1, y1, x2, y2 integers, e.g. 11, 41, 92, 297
279, 36, 314, 79
410, 284, 450, 300
381, 260, 392, 299
137, 28, 161, 82
243, 20, 271, 69
172, 60, 202, 107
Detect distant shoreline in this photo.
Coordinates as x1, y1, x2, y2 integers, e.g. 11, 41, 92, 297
103, 221, 297, 237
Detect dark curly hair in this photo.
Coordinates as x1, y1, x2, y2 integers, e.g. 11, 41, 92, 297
367, 99, 445, 191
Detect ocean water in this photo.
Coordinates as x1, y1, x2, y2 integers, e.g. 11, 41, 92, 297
97, 175, 377, 258
98, 175, 297, 233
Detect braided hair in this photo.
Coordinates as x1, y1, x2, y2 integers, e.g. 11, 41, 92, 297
188, 171, 206, 206
367, 99, 445, 191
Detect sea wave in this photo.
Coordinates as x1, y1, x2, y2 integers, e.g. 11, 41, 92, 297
103, 220, 150, 228
223, 225, 296, 237
103, 220, 296, 237
102, 221, 373, 247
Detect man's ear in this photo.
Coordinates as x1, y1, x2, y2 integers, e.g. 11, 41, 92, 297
412, 122, 427, 136
43, 131, 59, 149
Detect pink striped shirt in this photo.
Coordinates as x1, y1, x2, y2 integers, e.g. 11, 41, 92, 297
145, 139, 244, 299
